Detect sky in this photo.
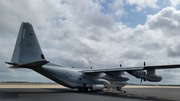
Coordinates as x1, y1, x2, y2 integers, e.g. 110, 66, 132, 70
1, 0, 180, 84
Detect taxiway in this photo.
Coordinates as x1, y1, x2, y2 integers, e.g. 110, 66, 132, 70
0, 84, 180, 101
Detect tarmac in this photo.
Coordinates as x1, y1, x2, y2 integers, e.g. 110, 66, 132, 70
0, 83, 180, 101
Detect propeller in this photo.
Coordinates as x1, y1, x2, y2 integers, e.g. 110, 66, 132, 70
144, 61, 146, 66
140, 77, 146, 83
140, 77, 147, 83
120, 64, 122, 67
140, 62, 147, 84
119, 64, 125, 75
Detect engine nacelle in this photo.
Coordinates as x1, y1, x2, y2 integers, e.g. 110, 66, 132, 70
127, 70, 145, 78
101, 75, 129, 82
145, 68, 162, 82
91, 85, 104, 91
100, 71, 129, 82
127, 68, 162, 82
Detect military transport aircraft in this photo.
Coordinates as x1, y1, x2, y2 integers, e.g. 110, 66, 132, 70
5, 22, 180, 92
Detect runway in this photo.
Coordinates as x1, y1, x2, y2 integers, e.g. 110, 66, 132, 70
0, 84, 180, 101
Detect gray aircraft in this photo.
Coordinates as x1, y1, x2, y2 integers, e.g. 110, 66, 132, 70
5, 22, 180, 92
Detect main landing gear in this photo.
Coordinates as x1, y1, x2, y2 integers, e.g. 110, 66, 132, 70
78, 88, 88, 92
78, 88, 102, 92
104, 87, 126, 93
116, 87, 126, 93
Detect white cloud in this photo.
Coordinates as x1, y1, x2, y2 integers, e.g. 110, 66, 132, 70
126, 0, 159, 11
170, 0, 180, 7
108, 0, 126, 18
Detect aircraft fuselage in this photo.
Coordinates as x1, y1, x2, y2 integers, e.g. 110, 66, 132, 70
32, 63, 112, 88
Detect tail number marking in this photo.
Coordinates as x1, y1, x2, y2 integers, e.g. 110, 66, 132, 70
21, 51, 37, 57
26, 42, 34, 48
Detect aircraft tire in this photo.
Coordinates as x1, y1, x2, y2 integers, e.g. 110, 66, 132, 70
78, 88, 83, 92
84, 88, 88, 92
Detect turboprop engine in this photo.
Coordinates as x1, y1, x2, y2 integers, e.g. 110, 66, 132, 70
127, 68, 162, 83
127, 62, 162, 83
100, 71, 129, 82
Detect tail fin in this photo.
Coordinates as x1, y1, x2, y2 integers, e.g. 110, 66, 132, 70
11, 22, 45, 64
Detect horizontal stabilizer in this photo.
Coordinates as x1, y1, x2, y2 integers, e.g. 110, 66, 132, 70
5, 62, 19, 66
6, 60, 49, 69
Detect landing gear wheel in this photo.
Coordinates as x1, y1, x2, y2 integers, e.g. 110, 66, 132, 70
78, 88, 83, 92
96, 90, 102, 92
117, 87, 122, 91
90, 89, 95, 92
123, 91, 126, 93
84, 88, 88, 92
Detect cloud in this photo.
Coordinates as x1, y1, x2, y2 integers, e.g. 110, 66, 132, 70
147, 7, 180, 36
121, 51, 144, 59
126, 0, 159, 11
108, 0, 126, 18
144, 7, 180, 59
167, 44, 180, 57
170, 0, 180, 7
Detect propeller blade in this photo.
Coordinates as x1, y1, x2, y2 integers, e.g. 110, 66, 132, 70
122, 71, 125, 75
144, 62, 146, 66
140, 78, 142, 84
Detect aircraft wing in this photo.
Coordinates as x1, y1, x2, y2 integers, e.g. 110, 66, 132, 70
80, 64, 180, 73
144, 64, 180, 69
80, 67, 144, 73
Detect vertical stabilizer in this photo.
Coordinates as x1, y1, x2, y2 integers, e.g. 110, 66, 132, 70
11, 22, 45, 64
